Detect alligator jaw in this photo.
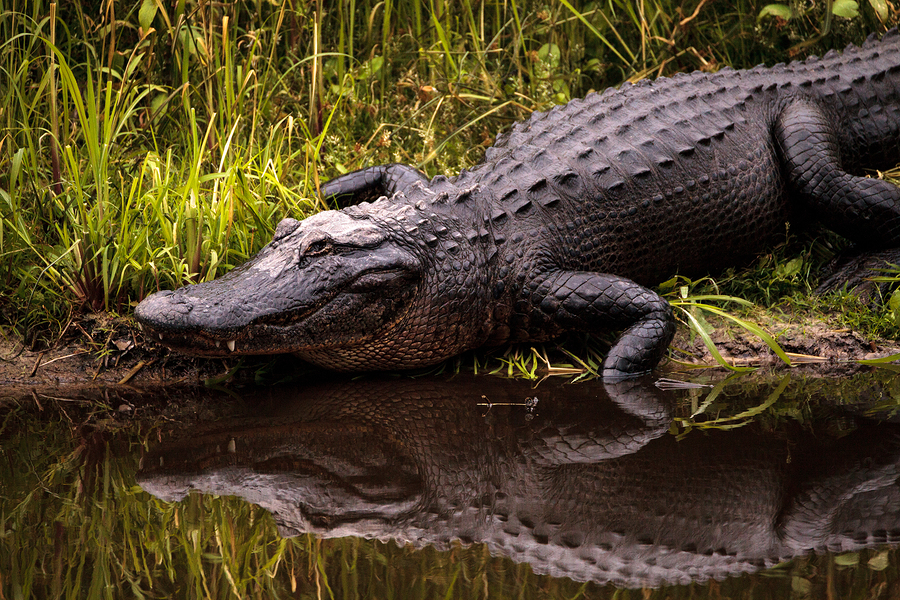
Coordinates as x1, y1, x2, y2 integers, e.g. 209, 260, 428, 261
136, 267, 420, 358
134, 289, 259, 356
134, 211, 423, 362
135, 318, 250, 357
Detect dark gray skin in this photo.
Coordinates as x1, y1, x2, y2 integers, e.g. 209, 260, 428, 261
134, 30, 900, 378
137, 375, 900, 588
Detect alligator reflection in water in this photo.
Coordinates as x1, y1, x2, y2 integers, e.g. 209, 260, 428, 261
137, 375, 900, 588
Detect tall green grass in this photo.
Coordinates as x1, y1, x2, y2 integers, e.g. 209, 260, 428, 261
0, 0, 894, 347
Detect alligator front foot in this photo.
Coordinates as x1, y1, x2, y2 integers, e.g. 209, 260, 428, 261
530, 271, 676, 379
319, 163, 429, 206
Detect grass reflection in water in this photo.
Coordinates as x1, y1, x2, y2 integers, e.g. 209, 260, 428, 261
4, 373, 900, 598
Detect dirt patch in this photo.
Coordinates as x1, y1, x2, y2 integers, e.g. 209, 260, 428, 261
0, 314, 287, 431
669, 311, 900, 378
0, 313, 250, 397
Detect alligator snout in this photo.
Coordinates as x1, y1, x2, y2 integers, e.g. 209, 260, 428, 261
134, 289, 193, 331
136, 284, 253, 335
132, 209, 425, 365
135, 286, 249, 354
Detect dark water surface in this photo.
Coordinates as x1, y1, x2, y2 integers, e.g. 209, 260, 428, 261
5, 370, 900, 598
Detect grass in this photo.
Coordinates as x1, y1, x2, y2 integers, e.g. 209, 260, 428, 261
0, 1, 898, 368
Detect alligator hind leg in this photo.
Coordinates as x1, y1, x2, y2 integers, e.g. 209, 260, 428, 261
530, 271, 676, 379
775, 99, 900, 246
319, 164, 429, 206
815, 247, 900, 304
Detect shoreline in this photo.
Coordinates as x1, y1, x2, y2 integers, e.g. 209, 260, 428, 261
2, 311, 899, 396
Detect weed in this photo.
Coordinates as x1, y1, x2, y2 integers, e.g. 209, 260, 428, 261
1, 1, 896, 371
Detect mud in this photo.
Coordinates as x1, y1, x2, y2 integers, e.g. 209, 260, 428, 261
670, 312, 900, 378
1, 311, 898, 401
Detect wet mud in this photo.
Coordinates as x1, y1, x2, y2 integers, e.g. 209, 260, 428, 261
1, 310, 898, 405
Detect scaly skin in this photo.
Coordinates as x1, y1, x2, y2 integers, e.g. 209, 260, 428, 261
137, 375, 900, 588
135, 30, 900, 378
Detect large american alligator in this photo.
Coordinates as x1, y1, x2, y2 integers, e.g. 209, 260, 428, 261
134, 31, 900, 378
138, 375, 900, 588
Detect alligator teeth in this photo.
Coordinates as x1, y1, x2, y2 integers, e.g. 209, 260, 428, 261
158, 333, 164, 341
227, 439, 236, 454
227, 340, 236, 352
215, 341, 221, 348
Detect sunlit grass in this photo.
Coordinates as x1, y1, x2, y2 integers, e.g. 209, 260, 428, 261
1, 1, 896, 365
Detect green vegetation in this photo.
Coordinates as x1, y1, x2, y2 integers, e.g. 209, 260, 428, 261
4, 4, 900, 594
0, 1, 897, 360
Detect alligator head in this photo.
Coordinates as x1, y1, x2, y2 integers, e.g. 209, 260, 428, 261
135, 205, 460, 370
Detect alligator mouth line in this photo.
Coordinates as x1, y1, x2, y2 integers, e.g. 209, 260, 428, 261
144, 266, 418, 355
144, 328, 242, 354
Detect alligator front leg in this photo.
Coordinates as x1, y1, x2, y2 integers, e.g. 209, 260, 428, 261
319, 163, 429, 206
529, 271, 676, 379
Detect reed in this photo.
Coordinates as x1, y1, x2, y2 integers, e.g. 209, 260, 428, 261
0, 0, 895, 356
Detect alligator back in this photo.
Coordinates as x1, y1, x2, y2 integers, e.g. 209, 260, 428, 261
448, 30, 900, 284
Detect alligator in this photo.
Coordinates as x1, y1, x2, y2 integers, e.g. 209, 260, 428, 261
138, 375, 900, 588
134, 30, 900, 378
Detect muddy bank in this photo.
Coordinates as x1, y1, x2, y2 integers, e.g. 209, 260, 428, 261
670, 311, 900, 378
1, 311, 899, 399
0, 313, 291, 398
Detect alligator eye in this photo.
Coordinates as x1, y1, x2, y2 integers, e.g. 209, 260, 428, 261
305, 239, 332, 256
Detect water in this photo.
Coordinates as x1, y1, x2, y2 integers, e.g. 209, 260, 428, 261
4, 370, 900, 598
